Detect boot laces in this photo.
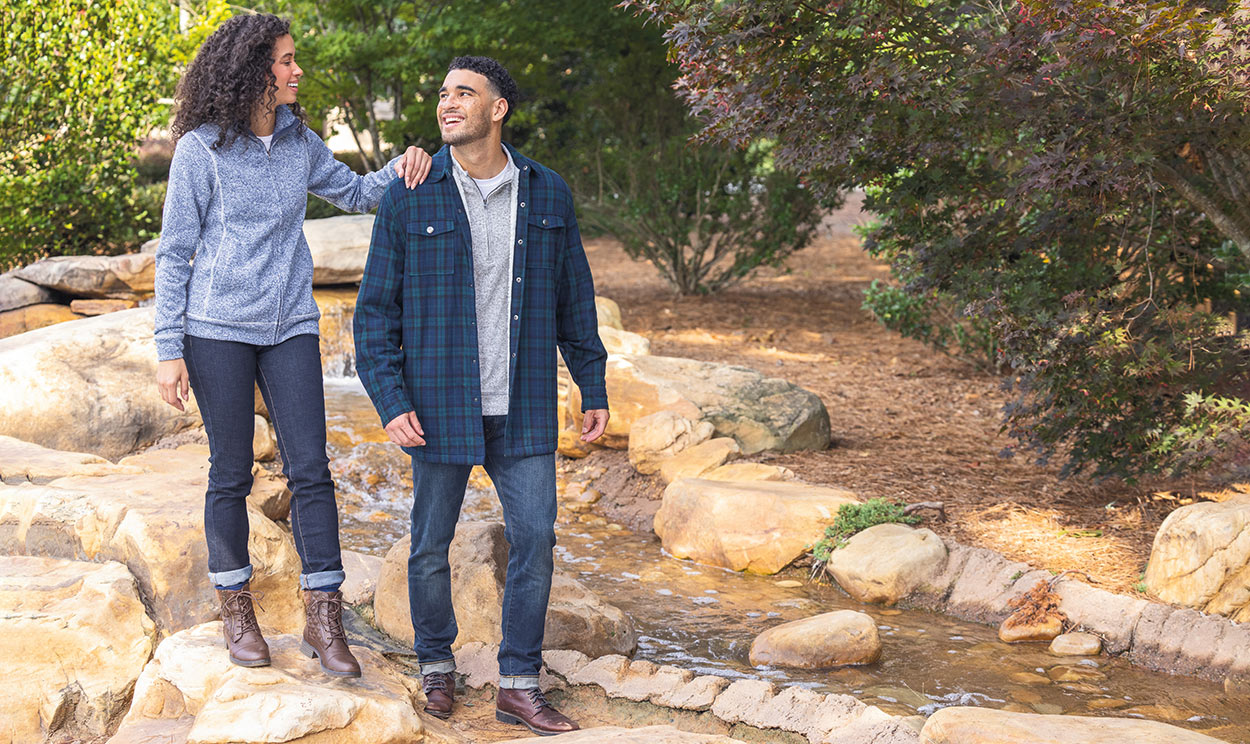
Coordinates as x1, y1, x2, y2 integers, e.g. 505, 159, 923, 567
222, 590, 264, 641
525, 687, 552, 710
423, 673, 449, 693
311, 594, 347, 641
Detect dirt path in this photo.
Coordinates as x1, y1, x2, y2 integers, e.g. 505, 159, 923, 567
583, 194, 1234, 595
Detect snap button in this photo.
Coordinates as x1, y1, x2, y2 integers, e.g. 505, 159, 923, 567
513, 315, 519, 320
520, 201, 526, 208
515, 277, 521, 283
542, 219, 548, 226
517, 239, 524, 245
426, 225, 434, 234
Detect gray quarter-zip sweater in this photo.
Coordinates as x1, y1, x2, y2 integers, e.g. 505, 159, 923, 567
154, 105, 399, 361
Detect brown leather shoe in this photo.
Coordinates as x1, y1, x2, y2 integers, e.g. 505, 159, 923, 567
421, 671, 455, 719
300, 589, 361, 678
217, 584, 270, 667
495, 687, 579, 736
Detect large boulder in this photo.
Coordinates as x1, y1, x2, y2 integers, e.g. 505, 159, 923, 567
0, 308, 201, 459
0, 269, 58, 312
306, 214, 374, 285
375, 522, 637, 658
748, 610, 881, 669
0, 435, 143, 483
826, 523, 949, 605
0, 302, 82, 339
919, 707, 1228, 743
0, 446, 304, 635
654, 478, 859, 574
599, 326, 651, 356
658, 438, 740, 484
15, 253, 154, 299
596, 296, 624, 330
0, 557, 156, 743
570, 355, 831, 454
500, 727, 736, 743
114, 622, 426, 744
1145, 497, 1250, 621
627, 410, 714, 475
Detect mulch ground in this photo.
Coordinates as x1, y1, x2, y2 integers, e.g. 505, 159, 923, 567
583, 194, 1244, 595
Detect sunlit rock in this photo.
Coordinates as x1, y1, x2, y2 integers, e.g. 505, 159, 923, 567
749, 610, 881, 669
15, 253, 154, 298
0, 302, 81, 338
1145, 496, 1250, 622
306, 214, 374, 285
654, 478, 858, 574
920, 706, 1227, 743
70, 298, 139, 316
1050, 632, 1102, 656
628, 410, 714, 475
0, 269, 57, 312
315, 287, 359, 377
600, 325, 651, 356
596, 296, 624, 330
499, 727, 736, 743
114, 622, 425, 744
659, 438, 741, 484
826, 523, 949, 605
0, 557, 155, 743
247, 468, 291, 522
341, 549, 384, 606
0, 308, 201, 459
0, 435, 142, 483
702, 462, 795, 482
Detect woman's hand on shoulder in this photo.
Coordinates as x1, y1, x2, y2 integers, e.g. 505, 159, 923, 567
395, 146, 433, 189
157, 358, 191, 412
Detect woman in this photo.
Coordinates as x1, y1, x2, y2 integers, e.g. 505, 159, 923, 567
154, 13, 430, 678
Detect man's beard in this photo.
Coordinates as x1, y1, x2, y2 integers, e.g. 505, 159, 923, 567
441, 114, 489, 146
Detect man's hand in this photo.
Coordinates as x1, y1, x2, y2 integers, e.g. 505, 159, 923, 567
156, 358, 190, 412
385, 410, 426, 446
580, 409, 610, 443
394, 146, 433, 189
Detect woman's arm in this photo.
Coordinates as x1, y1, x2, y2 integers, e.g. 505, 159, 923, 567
154, 133, 214, 362
305, 129, 429, 213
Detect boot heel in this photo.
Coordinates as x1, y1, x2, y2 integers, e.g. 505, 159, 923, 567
496, 711, 522, 725
300, 640, 318, 659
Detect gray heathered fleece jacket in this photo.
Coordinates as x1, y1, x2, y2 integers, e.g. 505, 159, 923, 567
154, 105, 399, 361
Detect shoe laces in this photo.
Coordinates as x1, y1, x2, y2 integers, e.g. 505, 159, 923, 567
222, 590, 264, 640
424, 673, 450, 693
310, 594, 347, 641
525, 687, 552, 710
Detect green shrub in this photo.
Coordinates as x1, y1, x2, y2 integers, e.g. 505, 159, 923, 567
810, 498, 921, 563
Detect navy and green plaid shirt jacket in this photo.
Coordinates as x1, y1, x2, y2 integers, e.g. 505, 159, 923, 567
354, 144, 609, 464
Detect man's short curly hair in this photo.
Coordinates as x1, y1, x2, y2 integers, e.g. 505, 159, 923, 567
448, 56, 519, 125
172, 14, 304, 149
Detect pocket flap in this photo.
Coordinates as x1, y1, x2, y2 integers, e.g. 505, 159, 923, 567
408, 219, 456, 237
528, 213, 565, 230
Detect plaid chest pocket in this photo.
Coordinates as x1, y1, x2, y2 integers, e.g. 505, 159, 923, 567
407, 219, 457, 275
525, 212, 564, 272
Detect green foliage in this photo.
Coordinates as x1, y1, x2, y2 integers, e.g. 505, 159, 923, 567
0, 0, 178, 269
581, 138, 822, 294
628, 0, 1250, 479
810, 498, 921, 562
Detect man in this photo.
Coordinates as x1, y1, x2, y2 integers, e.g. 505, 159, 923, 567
354, 56, 609, 735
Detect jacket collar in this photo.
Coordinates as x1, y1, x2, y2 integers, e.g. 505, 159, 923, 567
429, 142, 532, 183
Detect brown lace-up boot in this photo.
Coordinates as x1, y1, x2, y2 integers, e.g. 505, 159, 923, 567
495, 687, 579, 736
300, 589, 362, 678
217, 585, 270, 667
421, 671, 455, 719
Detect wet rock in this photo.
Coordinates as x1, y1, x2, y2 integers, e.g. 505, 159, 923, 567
0, 446, 303, 634
247, 468, 291, 521
0, 435, 142, 483
1050, 579, 1146, 654
15, 253, 154, 298
114, 622, 425, 744
569, 355, 831, 454
659, 437, 741, 484
1144, 497, 1250, 621
341, 549, 384, 606
499, 726, 735, 743
1085, 698, 1128, 710
941, 545, 1043, 624
703, 462, 795, 482
306, 214, 374, 285
654, 478, 859, 574
1049, 632, 1101, 656
0, 556, 156, 743
1009, 672, 1051, 686
749, 610, 882, 668
1045, 663, 1106, 683
826, 523, 949, 605
0, 308, 201, 459
999, 615, 1063, 643
596, 296, 624, 330
0, 302, 83, 338
0, 269, 57, 312
374, 523, 636, 657
628, 410, 714, 475
70, 298, 138, 316
600, 326, 651, 356
920, 706, 1226, 743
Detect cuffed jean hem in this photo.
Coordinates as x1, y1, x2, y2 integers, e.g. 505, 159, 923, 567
499, 675, 540, 690
419, 659, 456, 675
209, 564, 253, 589
300, 570, 347, 591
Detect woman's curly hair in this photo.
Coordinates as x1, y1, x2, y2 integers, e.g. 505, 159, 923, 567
172, 13, 305, 149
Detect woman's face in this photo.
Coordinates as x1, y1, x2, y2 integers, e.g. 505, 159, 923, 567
269, 34, 301, 108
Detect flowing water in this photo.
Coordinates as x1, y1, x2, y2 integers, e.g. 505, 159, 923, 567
324, 377, 1249, 742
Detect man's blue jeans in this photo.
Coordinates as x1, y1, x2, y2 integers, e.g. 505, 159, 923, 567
408, 415, 556, 688
183, 333, 346, 591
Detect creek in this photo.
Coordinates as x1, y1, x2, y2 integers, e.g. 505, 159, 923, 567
324, 377, 1249, 743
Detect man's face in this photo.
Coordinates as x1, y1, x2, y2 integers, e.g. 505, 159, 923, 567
437, 68, 501, 146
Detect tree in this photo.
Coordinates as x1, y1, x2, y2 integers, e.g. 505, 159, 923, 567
625, 0, 1250, 478
0, 0, 177, 268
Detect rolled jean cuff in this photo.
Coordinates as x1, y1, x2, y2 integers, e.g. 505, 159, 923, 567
499, 675, 540, 690
209, 564, 253, 589
301, 570, 347, 591
420, 658, 456, 675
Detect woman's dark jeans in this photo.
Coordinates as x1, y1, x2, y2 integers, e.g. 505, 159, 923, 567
184, 333, 345, 590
